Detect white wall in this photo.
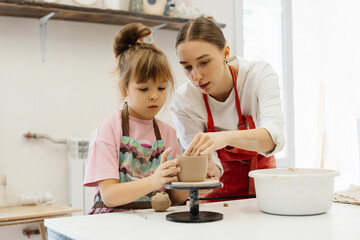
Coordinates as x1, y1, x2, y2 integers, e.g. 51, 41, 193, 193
0, 1, 234, 238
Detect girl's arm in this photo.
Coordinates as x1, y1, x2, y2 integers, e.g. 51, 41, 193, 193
99, 148, 180, 208
99, 178, 154, 207
184, 128, 275, 156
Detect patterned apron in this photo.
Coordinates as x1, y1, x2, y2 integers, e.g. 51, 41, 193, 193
89, 104, 168, 214
201, 65, 276, 201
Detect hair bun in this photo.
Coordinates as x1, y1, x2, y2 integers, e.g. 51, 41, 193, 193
113, 23, 152, 57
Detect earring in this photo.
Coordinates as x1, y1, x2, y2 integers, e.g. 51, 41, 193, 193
224, 59, 228, 64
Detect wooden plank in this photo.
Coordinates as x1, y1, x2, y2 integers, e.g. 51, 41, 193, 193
0, 215, 67, 226
0, 0, 190, 30
0, 0, 226, 29
38, 222, 46, 240
0, 205, 81, 222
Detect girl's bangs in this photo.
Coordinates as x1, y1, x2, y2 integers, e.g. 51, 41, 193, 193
134, 55, 172, 84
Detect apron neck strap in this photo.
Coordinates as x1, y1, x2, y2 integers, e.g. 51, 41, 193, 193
203, 65, 245, 131
202, 93, 215, 132
152, 118, 162, 141
230, 65, 246, 128
121, 102, 162, 140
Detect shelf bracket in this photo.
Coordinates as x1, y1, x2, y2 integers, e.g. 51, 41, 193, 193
40, 12, 55, 62
151, 23, 167, 31
147, 23, 167, 42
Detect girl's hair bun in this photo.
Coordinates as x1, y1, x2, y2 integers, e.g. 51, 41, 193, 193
113, 23, 152, 57
113, 23, 174, 99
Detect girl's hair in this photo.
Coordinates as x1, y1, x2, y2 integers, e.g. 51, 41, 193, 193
113, 23, 174, 96
175, 17, 226, 50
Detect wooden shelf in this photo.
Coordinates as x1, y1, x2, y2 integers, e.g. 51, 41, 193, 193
0, 0, 225, 30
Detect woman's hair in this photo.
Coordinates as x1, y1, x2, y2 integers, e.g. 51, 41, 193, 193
175, 17, 226, 50
113, 23, 174, 96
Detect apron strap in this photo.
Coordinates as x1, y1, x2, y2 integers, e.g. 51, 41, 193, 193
203, 65, 245, 131
121, 102, 162, 140
244, 115, 255, 129
121, 102, 130, 136
152, 118, 162, 141
229, 65, 247, 130
249, 155, 258, 195
202, 94, 216, 132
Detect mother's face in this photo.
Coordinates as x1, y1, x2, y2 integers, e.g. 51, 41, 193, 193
176, 40, 227, 95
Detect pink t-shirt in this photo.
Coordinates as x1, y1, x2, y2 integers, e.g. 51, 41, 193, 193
84, 110, 180, 188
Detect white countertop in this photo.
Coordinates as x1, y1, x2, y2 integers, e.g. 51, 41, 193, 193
45, 199, 360, 240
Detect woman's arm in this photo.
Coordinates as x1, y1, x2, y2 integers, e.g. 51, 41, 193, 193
228, 128, 275, 152
184, 62, 284, 157
184, 128, 275, 156
99, 148, 180, 207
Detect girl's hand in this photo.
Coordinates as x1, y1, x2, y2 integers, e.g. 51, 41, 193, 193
184, 132, 230, 156
200, 155, 220, 194
150, 148, 180, 190
206, 154, 218, 178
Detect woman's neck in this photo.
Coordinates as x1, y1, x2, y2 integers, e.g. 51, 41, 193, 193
210, 64, 237, 102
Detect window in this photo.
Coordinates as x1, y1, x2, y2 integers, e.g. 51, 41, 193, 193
235, 0, 295, 167
292, 0, 360, 189
236, 0, 360, 189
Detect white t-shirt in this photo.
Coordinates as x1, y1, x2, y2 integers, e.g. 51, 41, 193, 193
170, 56, 285, 171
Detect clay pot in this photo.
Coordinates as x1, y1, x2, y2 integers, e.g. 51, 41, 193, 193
176, 155, 208, 182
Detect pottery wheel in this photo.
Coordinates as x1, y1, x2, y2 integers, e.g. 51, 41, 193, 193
170, 178, 220, 187
164, 180, 223, 223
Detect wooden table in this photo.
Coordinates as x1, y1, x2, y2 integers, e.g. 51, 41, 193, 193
0, 205, 81, 240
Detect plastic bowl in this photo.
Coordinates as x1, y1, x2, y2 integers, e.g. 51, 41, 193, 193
249, 168, 340, 215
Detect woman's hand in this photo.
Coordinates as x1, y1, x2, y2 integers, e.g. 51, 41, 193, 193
150, 148, 180, 190
184, 132, 230, 156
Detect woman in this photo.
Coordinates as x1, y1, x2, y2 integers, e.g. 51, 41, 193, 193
170, 17, 285, 200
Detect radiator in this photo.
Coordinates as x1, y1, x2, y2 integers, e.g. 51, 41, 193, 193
67, 139, 93, 215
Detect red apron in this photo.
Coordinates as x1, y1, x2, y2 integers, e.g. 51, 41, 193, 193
201, 65, 276, 200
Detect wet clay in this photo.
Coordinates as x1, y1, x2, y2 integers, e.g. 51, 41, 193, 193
176, 155, 208, 182
151, 192, 171, 212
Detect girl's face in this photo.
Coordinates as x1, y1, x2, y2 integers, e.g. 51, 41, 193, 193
177, 40, 229, 96
125, 78, 168, 120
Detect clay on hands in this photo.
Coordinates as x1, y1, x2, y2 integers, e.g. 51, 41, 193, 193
151, 192, 171, 212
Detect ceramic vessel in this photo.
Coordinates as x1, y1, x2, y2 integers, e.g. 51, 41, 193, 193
249, 168, 340, 215
176, 155, 208, 182
129, 0, 143, 13
103, 0, 120, 10
142, 0, 167, 15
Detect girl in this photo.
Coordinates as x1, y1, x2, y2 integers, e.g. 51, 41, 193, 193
171, 17, 285, 200
84, 23, 188, 213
